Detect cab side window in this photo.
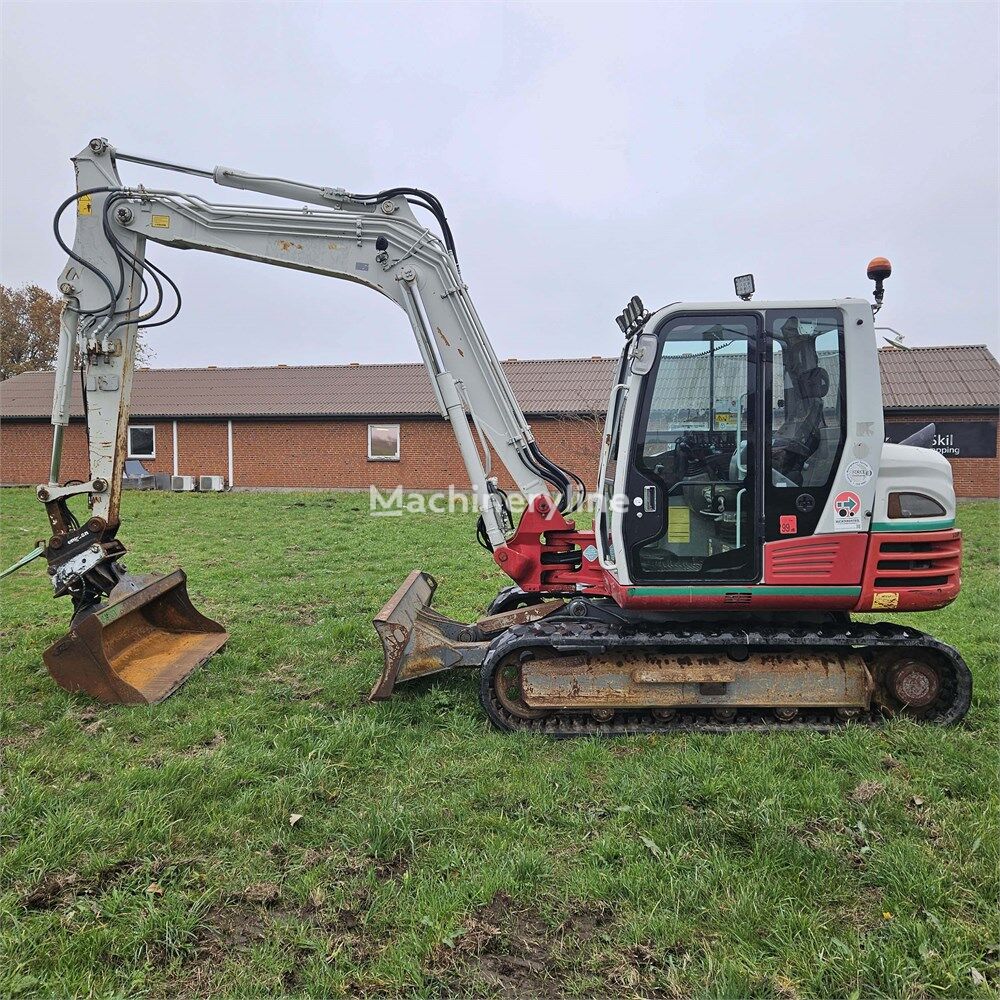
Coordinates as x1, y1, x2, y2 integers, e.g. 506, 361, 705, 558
769, 312, 844, 488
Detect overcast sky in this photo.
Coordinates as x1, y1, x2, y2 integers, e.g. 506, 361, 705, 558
2, 1, 997, 369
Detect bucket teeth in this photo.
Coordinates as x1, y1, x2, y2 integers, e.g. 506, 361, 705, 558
43, 569, 227, 705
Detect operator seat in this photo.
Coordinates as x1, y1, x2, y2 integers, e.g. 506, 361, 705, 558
772, 366, 830, 484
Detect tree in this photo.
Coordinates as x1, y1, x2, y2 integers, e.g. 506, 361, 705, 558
0, 283, 154, 381
0, 284, 61, 381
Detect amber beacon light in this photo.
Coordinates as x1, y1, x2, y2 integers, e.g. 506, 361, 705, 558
867, 256, 892, 311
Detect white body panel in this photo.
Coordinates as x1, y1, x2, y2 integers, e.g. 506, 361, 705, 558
873, 443, 956, 525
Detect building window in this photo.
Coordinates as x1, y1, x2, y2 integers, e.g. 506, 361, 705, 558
128, 425, 156, 459
368, 423, 400, 461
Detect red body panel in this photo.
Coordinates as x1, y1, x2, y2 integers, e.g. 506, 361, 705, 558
494, 504, 961, 615
854, 528, 962, 612
763, 533, 868, 586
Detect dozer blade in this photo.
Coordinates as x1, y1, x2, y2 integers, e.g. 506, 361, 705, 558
43, 569, 227, 705
371, 570, 443, 700
370, 569, 562, 701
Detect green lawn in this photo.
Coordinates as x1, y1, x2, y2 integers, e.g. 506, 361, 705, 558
1, 488, 997, 999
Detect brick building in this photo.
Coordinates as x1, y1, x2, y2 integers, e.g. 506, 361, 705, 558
878, 346, 999, 498
1, 346, 997, 496
0, 358, 614, 492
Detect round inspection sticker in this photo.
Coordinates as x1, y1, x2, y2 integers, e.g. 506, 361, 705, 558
845, 459, 873, 487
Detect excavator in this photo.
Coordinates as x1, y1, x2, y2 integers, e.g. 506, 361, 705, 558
17, 138, 971, 732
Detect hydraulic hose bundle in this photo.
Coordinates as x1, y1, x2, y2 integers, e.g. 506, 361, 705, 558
53, 187, 183, 334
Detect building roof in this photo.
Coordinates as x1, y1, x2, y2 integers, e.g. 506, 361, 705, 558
877, 344, 999, 410
1, 345, 995, 420
0, 357, 621, 419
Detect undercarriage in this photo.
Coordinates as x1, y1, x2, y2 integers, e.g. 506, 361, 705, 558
372, 574, 972, 735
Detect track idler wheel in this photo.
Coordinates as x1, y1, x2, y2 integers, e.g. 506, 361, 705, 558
493, 652, 549, 721
872, 652, 949, 720
890, 660, 940, 708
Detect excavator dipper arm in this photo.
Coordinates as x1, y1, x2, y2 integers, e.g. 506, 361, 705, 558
115, 186, 555, 535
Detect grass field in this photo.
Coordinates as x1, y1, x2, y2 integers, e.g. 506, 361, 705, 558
1, 488, 997, 999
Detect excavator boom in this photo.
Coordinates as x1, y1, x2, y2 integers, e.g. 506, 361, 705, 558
35, 138, 577, 704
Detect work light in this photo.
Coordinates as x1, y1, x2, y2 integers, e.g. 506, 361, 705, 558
734, 274, 755, 300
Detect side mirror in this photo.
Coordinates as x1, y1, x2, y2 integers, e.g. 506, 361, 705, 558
630, 333, 658, 376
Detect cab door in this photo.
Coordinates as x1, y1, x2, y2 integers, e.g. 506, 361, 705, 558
621, 313, 762, 583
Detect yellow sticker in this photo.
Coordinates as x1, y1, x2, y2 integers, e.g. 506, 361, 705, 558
77, 194, 92, 216
151, 215, 170, 228
667, 506, 691, 544
714, 412, 734, 426
872, 592, 899, 610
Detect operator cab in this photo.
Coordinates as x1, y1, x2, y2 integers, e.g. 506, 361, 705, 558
598, 300, 848, 584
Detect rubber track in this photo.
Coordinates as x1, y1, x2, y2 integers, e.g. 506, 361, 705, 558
479, 619, 972, 736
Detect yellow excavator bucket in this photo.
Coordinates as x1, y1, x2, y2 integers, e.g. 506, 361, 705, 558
42, 570, 227, 705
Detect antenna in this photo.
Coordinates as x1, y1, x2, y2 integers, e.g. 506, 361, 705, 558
876, 326, 909, 351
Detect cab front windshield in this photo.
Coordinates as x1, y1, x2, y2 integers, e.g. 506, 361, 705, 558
633, 316, 755, 579
640, 332, 750, 481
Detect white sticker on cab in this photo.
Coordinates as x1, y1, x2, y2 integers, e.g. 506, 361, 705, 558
845, 460, 873, 487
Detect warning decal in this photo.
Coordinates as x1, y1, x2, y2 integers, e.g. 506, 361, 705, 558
833, 490, 862, 532
872, 592, 899, 610
667, 506, 691, 544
